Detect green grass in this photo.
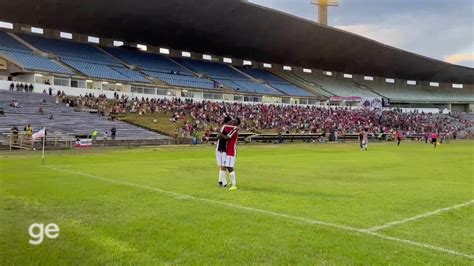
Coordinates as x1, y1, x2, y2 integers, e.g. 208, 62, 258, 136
1, 141, 473, 265
122, 113, 184, 136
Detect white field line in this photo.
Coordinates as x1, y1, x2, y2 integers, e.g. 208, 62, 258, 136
45, 166, 473, 260
367, 200, 474, 232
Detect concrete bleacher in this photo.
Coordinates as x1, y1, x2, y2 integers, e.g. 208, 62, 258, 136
106, 47, 221, 89
240, 67, 313, 97
0, 90, 168, 140
294, 72, 380, 98
0, 31, 73, 75
106, 47, 187, 73
20, 34, 148, 83
359, 81, 474, 102
175, 58, 283, 95
144, 71, 217, 90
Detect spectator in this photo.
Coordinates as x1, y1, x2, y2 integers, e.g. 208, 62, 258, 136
10, 125, 19, 144
91, 129, 99, 143
24, 124, 33, 138
111, 126, 117, 141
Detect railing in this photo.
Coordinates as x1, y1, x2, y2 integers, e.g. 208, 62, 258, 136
7, 132, 75, 150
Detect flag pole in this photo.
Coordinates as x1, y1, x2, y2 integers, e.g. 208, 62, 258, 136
42, 128, 46, 165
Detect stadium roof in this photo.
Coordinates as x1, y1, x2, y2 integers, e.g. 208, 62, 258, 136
1, 0, 473, 84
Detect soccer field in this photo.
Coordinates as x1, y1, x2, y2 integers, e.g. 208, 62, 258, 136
1, 141, 473, 264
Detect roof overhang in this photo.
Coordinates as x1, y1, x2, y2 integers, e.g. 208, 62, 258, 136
0, 0, 472, 84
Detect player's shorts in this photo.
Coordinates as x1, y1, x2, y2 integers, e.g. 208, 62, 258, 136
222, 155, 236, 168
216, 151, 226, 166
431, 138, 437, 144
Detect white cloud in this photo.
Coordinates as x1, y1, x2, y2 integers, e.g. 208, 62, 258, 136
249, 0, 474, 67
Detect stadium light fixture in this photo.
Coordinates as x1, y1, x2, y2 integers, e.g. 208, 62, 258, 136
283, 66, 292, 71
385, 78, 395, 84
429, 82, 439, 87
88, 36, 100, 44
223, 58, 233, 64
303, 68, 312, 73
203, 54, 212, 61
364, 76, 374, 81
452, 84, 463, 89
137, 44, 147, 51
60, 32, 73, 39
31, 27, 44, 34
263, 63, 272, 68
160, 48, 170, 55
113, 41, 124, 47
310, 0, 339, 25
343, 74, 353, 79
407, 80, 417, 86
182, 51, 191, 58
243, 60, 252, 66
0, 21, 13, 29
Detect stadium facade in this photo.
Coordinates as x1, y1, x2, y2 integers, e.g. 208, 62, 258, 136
0, 0, 473, 112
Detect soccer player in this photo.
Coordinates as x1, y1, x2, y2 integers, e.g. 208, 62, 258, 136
224, 118, 240, 190
396, 130, 402, 146
216, 116, 233, 187
431, 132, 438, 148
358, 129, 363, 149
361, 128, 369, 151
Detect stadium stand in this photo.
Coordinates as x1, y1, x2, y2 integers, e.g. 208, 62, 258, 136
19, 34, 148, 83
0, 90, 166, 140
239, 67, 313, 97
71, 93, 473, 137
143, 71, 216, 90
106, 47, 218, 90
175, 58, 283, 95
273, 71, 334, 98
105, 47, 186, 73
0, 31, 73, 75
357, 81, 474, 103
294, 72, 380, 98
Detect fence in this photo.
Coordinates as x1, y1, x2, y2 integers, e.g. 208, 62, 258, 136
7, 132, 75, 150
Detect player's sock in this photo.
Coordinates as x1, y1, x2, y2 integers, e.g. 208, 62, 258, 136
220, 170, 227, 186
230, 172, 236, 187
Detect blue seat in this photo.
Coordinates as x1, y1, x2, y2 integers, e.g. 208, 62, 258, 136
19, 33, 148, 82
240, 67, 313, 96
0, 31, 73, 75
106, 47, 189, 74
144, 71, 217, 89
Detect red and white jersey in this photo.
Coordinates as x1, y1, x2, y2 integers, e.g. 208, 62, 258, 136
226, 127, 239, 157
217, 125, 235, 152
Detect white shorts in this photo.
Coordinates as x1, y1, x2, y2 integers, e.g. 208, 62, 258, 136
216, 151, 236, 168
223, 155, 236, 168
216, 151, 226, 166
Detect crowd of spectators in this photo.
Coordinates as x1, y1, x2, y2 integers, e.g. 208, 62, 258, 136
69, 94, 472, 137
9, 82, 34, 92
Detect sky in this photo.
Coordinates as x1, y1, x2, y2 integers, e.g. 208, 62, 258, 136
249, 0, 474, 68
